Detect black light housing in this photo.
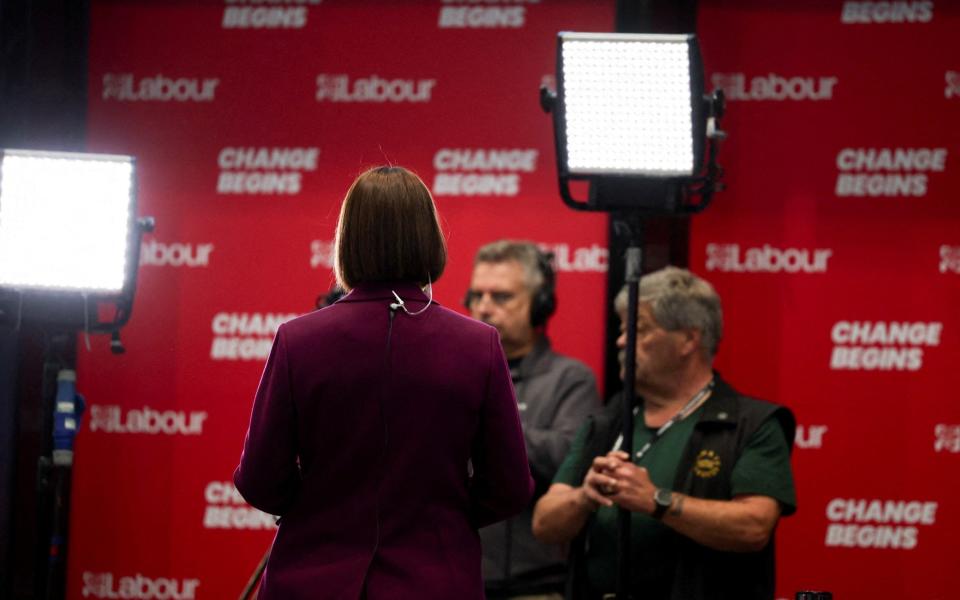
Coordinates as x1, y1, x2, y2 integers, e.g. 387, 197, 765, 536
541, 32, 725, 213
0, 149, 153, 339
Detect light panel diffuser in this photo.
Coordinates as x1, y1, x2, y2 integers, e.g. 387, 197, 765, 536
0, 150, 135, 293
559, 33, 697, 177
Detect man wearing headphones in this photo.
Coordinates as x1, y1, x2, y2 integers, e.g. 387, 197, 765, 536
466, 240, 600, 600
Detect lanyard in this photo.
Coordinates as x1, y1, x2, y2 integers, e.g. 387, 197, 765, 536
611, 378, 715, 461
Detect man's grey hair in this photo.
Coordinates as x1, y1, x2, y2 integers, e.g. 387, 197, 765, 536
615, 266, 723, 359
473, 239, 547, 293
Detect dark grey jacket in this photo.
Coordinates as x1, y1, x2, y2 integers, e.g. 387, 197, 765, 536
481, 337, 599, 596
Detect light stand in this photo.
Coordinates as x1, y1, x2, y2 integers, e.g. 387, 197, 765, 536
540, 32, 726, 600
0, 149, 153, 599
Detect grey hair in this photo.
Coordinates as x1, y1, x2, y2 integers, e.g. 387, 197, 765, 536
615, 266, 723, 359
473, 239, 546, 293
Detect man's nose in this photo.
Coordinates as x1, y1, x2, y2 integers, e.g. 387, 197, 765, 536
477, 305, 497, 322
469, 294, 492, 317
615, 331, 626, 349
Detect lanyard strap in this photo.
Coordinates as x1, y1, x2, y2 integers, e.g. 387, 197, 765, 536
612, 378, 715, 460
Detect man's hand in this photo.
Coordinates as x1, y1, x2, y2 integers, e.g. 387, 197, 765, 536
532, 453, 626, 544
595, 451, 781, 552
533, 453, 627, 544
582, 454, 624, 508
604, 450, 658, 514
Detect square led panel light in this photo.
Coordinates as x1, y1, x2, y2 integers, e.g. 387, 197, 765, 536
558, 32, 703, 177
0, 149, 135, 293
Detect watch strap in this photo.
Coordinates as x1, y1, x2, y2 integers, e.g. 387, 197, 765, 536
652, 502, 668, 520
652, 488, 671, 520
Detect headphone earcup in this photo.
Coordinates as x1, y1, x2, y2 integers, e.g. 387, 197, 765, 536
530, 289, 556, 328
530, 250, 557, 328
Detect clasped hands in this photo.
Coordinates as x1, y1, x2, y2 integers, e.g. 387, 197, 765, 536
581, 451, 657, 515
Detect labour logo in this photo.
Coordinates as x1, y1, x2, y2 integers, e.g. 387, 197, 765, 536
705, 243, 738, 271
693, 449, 721, 478
310, 240, 335, 269
934, 424, 960, 453
946, 71, 960, 99
940, 245, 960, 274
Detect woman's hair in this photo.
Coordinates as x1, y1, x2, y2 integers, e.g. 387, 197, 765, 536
334, 166, 446, 290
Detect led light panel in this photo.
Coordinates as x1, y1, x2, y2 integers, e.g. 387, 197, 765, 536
0, 150, 135, 292
560, 33, 697, 177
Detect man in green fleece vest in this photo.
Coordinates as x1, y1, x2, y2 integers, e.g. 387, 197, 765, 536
532, 267, 796, 600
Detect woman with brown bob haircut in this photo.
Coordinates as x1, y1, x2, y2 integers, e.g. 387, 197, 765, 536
335, 166, 446, 290
235, 166, 534, 600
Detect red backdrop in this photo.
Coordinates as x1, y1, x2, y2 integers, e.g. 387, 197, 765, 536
68, 1, 960, 599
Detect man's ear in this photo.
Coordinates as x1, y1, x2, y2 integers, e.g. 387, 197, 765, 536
678, 328, 702, 358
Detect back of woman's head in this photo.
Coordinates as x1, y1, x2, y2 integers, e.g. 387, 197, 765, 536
334, 166, 447, 290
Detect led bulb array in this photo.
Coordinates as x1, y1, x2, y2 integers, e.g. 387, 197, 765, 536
560, 35, 696, 176
0, 151, 134, 292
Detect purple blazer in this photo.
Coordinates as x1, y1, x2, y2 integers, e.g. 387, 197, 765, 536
234, 282, 534, 599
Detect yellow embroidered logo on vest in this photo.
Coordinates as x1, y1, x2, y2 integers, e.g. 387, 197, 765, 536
693, 449, 721, 478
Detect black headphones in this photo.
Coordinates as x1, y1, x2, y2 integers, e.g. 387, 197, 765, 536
464, 248, 557, 328
530, 249, 557, 328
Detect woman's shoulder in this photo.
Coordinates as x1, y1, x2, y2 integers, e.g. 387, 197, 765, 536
429, 303, 498, 337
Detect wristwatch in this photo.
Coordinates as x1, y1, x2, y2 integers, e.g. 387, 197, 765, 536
652, 488, 673, 520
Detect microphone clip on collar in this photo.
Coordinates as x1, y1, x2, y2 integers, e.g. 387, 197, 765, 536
390, 277, 433, 317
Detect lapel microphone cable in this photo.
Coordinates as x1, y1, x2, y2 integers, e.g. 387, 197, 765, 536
389, 276, 433, 316
363, 275, 434, 590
